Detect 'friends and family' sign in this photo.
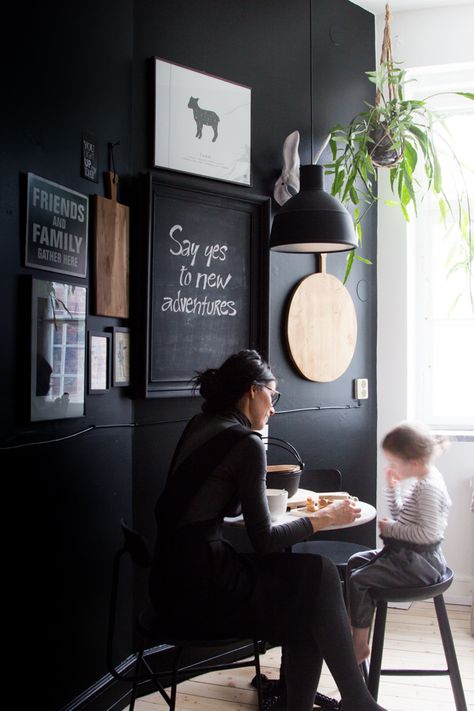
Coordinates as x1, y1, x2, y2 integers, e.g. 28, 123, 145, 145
25, 173, 89, 278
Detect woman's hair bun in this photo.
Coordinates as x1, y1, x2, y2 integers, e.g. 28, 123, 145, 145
194, 368, 219, 401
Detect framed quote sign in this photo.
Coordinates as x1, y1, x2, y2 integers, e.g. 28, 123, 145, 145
139, 172, 270, 397
153, 58, 251, 186
25, 173, 89, 278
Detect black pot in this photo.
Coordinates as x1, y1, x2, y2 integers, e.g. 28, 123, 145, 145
264, 437, 304, 498
266, 465, 302, 498
369, 123, 403, 167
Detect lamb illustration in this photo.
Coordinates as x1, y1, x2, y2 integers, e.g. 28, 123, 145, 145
187, 96, 219, 142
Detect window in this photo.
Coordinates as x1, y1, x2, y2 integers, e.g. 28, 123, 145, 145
409, 65, 474, 430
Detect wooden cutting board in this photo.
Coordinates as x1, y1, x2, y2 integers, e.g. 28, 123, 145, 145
286, 254, 357, 382
93, 172, 129, 318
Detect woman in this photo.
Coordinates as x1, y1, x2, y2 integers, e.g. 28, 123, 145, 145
150, 350, 388, 711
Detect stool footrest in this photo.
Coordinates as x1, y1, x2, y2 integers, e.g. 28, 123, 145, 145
380, 668, 450, 676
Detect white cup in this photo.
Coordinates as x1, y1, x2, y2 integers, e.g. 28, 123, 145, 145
265, 488, 289, 521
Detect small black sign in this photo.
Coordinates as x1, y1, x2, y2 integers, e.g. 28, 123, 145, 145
81, 133, 99, 182
25, 173, 89, 278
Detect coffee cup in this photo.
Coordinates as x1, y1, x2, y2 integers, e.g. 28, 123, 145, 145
265, 488, 289, 520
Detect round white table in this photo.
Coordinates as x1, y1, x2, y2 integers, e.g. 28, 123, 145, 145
224, 488, 376, 531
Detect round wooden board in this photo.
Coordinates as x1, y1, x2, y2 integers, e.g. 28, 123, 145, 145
286, 272, 357, 382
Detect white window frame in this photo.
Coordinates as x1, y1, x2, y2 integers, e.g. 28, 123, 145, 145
407, 64, 474, 431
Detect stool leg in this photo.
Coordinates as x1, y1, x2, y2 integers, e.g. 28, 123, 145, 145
367, 601, 388, 701
253, 640, 264, 710
360, 659, 369, 683
434, 595, 468, 711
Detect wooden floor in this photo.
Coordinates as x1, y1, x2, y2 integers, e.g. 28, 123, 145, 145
132, 601, 473, 711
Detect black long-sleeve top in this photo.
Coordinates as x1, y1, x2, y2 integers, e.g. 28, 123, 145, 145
174, 408, 313, 554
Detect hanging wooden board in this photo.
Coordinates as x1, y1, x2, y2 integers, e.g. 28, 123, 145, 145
286, 254, 357, 382
92, 172, 129, 318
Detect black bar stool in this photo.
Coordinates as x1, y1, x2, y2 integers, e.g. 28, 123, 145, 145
366, 567, 467, 711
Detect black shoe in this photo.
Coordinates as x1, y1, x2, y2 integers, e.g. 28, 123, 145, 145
314, 691, 341, 710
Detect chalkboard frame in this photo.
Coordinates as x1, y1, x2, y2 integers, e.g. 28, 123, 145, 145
140, 171, 270, 398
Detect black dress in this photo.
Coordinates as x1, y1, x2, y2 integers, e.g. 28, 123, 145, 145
149, 409, 322, 643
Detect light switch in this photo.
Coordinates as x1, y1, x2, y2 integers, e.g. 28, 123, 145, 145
354, 378, 369, 399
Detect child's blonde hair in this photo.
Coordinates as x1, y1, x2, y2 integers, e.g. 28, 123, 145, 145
382, 421, 449, 463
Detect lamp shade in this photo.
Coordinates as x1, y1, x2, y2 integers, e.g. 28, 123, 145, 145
269, 164, 357, 252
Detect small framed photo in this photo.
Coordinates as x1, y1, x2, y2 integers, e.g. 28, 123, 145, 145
88, 331, 110, 394
111, 327, 130, 387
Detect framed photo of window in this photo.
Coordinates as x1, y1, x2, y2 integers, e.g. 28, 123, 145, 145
30, 277, 87, 421
111, 327, 130, 387
153, 57, 251, 186
88, 331, 110, 394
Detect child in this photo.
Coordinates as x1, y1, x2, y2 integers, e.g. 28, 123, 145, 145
347, 421, 451, 664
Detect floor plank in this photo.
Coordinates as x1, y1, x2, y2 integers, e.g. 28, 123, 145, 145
132, 601, 474, 711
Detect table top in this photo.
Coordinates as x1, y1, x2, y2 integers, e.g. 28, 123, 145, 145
224, 488, 376, 531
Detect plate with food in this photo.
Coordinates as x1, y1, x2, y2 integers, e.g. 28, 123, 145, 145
289, 492, 358, 517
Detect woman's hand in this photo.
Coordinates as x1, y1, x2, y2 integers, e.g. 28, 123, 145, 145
310, 499, 361, 533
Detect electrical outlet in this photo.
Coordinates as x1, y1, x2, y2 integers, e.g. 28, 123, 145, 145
354, 378, 369, 400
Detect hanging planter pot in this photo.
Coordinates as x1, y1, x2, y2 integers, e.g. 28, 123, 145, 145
368, 122, 403, 167
324, 2, 473, 287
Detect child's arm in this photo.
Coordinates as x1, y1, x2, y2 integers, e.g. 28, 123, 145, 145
385, 469, 404, 518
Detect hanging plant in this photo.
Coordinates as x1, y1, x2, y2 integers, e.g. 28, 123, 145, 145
325, 3, 474, 295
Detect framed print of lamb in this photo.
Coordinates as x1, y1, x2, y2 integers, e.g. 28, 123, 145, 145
153, 57, 251, 186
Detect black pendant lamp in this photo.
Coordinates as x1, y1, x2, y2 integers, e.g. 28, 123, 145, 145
269, 163, 357, 253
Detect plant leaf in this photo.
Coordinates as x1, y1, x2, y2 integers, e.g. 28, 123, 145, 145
403, 140, 418, 173
343, 250, 355, 284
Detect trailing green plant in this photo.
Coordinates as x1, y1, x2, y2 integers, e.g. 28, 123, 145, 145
325, 58, 474, 288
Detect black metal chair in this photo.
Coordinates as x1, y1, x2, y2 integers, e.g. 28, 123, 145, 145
292, 469, 372, 590
366, 567, 467, 711
107, 518, 266, 711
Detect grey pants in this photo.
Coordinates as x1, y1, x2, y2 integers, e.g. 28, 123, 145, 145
347, 546, 447, 628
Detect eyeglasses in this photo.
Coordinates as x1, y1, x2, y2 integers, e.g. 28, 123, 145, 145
258, 383, 281, 406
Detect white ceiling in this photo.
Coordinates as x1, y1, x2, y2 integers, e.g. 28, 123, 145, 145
349, 0, 474, 14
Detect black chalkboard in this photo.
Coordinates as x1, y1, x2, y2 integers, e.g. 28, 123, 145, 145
143, 173, 270, 397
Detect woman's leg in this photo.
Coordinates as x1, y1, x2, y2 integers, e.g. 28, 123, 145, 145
283, 638, 323, 711
310, 556, 388, 711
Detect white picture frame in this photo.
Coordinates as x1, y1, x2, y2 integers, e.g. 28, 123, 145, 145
30, 278, 87, 421
153, 58, 251, 186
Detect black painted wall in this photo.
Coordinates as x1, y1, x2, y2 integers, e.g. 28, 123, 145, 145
1, 1, 375, 708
